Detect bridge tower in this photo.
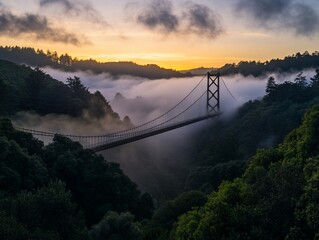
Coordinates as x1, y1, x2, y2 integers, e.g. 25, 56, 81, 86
207, 72, 220, 113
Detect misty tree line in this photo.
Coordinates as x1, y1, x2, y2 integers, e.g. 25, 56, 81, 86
0, 119, 154, 239
213, 51, 319, 77
1, 46, 319, 79
0, 46, 189, 79
265, 70, 319, 102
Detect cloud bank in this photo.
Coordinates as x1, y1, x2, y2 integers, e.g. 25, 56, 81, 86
137, 0, 179, 33
131, 0, 224, 38
0, 10, 84, 45
184, 3, 223, 38
235, 0, 319, 36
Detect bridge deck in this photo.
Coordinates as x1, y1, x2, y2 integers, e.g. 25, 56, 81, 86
91, 113, 220, 152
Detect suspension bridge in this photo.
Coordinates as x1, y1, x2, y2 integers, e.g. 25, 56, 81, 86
15, 72, 221, 152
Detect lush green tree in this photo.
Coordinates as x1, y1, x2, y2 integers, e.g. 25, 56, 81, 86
294, 72, 307, 87
310, 69, 319, 97
90, 211, 142, 240
143, 191, 207, 240
152, 191, 207, 229
172, 105, 319, 240
41, 135, 151, 226
66, 76, 90, 102
265, 76, 277, 94
24, 67, 47, 111
310, 69, 319, 86
0, 118, 153, 234
0, 181, 88, 239
0, 76, 7, 114
136, 193, 154, 220
0, 120, 47, 195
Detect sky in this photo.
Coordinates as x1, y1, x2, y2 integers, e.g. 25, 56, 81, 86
0, 0, 319, 70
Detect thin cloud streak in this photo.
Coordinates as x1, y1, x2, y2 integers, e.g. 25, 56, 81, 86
39, 0, 109, 26
40, 0, 73, 10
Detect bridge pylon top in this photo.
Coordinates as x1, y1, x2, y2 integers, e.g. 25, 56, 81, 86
207, 72, 220, 114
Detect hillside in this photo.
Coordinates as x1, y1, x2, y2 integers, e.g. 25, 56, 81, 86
0, 59, 120, 121
213, 51, 319, 77
0, 119, 153, 238
170, 104, 319, 240
184, 70, 319, 193
140, 70, 319, 240
180, 67, 218, 76
0, 46, 191, 79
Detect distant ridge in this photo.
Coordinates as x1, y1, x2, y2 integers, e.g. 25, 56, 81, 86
211, 51, 319, 77
0, 46, 192, 79
180, 67, 218, 76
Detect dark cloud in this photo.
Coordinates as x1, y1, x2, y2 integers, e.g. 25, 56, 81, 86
136, 0, 179, 32
235, 0, 319, 36
236, 0, 291, 22
0, 10, 84, 45
289, 3, 319, 35
184, 3, 223, 37
131, 0, 224, 38
39, 0, 108, 26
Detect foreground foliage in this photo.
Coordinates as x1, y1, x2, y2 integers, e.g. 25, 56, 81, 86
186, 70, 319, 193
0, 119, 153, 239
172, 105, 319, 239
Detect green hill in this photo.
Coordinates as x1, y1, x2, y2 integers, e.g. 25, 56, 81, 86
171, 105, 319, 240
213, 51, 319, 77
0, 59, 120, 121
184, 70, 319, 193
141, 70, 319, 240
0, 119, 153, 239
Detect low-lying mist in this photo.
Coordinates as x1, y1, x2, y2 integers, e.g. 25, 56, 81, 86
41, 67, 270, 123
16, 67, 316, 199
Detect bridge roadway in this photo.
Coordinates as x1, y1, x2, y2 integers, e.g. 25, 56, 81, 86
91, 112, 220, 152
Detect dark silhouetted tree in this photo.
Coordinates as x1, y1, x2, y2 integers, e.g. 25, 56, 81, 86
66, 76, 90, 102
294, 72, 307, 87
89, 211, 141, 240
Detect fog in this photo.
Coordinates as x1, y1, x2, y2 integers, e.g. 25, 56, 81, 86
16, 67, 316, 199
42, 67, 272, 124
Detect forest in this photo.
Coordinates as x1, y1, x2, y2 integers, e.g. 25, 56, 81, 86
212, 51, 319, 77
1, 57, 319, 239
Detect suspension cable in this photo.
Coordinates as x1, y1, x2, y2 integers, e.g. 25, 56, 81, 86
221, 76, 239, 102
14, 73, 208, 138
